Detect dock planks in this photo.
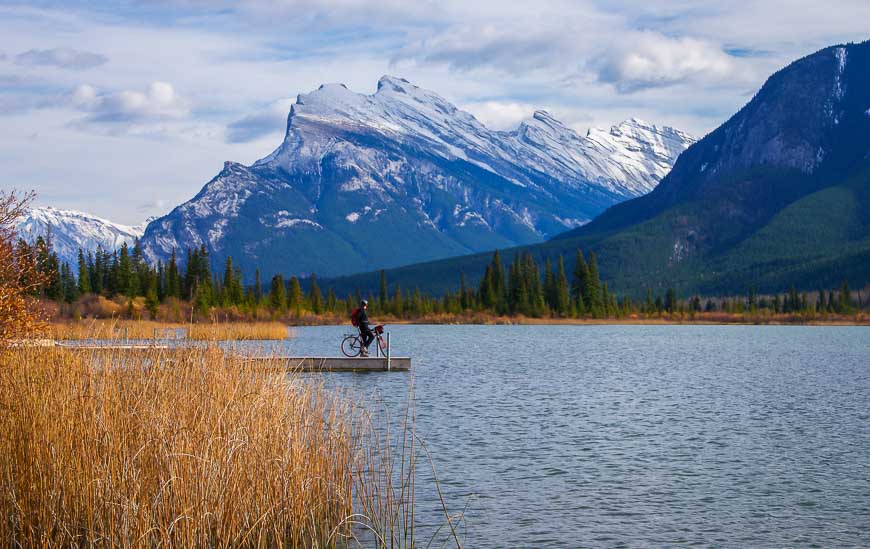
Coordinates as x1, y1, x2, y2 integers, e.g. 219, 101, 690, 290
241, 356, 411, 372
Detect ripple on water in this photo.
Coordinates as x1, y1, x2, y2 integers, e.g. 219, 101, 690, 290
278, 325, 870, 548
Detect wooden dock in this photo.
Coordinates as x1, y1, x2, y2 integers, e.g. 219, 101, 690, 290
53, 344, 410, 372
241, 356, 411, 372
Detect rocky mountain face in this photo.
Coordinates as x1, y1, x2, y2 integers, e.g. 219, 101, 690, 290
328, 42, 870, 296
562, 42, 870, 243
16, 207, 145, 267
140, 76, 693, 278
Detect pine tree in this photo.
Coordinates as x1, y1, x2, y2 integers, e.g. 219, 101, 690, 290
326, 288, 337, 312
309, 274, 323, 314
269, 274, 286, 312
584, 251, 603, 317
222, 256, 235, 306
76, 249, 91, 295
61, 262, 78, 303
145, 276, 160, 319
392, 283, 404, 316
571, 249, 588, 313
543, 258, 555, 312
555, 256, 571, 316
288, 276, 303, 316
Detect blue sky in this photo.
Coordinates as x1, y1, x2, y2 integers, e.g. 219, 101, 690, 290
1, 0, 868, 224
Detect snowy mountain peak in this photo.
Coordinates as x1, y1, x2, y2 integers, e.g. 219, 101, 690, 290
143, 76, 695, 278
16, 206, 145, 267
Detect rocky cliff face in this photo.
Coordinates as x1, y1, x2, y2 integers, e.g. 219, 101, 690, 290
141, 76, 693, 277
567, 42, 870, 239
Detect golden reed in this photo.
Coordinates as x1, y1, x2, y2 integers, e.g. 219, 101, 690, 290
0, 344, 442, 547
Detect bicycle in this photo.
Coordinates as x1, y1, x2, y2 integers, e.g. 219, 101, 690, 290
341, 324, 389, 357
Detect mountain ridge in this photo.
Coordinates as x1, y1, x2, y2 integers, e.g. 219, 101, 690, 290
321, 42, 870, 297
16, 207, 146, 267
140, 76, 693, 278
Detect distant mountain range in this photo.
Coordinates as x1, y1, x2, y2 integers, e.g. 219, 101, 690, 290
15, 207, 145, 267
326, 42, 870, 297
137, 76, 693, 278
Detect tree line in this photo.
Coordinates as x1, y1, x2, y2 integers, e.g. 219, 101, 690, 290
26, 234, 865, 320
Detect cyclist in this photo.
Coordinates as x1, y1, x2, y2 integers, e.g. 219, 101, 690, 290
356, 299, 375, 356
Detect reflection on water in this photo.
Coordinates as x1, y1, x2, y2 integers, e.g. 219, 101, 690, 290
267, 325, 868, 547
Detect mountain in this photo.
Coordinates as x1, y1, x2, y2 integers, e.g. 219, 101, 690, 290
140, 76, 693, 278
16, 207, 146, 267
323, 42, 870, 297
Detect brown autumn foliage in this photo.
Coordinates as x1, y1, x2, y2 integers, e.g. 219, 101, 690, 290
0, 190, 48, 342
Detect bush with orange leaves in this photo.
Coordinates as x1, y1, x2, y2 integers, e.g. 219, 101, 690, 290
0, 190, 48, 342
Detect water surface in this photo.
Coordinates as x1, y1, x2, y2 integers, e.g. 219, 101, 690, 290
278, 325, 869, 547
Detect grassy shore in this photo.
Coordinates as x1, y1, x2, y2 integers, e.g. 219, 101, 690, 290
0, 344, 436, 546
48, 319, 293, 340
279, 310, 870, 326
45, 312, 870, 341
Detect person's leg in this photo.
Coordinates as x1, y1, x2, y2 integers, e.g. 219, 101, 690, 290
361, 327, 374, 350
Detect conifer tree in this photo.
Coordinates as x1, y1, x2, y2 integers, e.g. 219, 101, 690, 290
555, 256, 571, 316
309, 274, 323, 314
269, 274, 286, 312
584, 251, 603, 316
162, 249, 176, 298
571, 249, 588, 312
543, 258, 555, 311
76, 249, 91, 295
288, 276, 303, 316
145, 276, 159, 319
392, 283, 404, 316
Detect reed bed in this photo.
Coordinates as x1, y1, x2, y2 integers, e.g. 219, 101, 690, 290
0, 344, 455, 547
48, 319, 293, 341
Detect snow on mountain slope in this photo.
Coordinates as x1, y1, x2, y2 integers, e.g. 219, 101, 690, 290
16, 207, 145, 267
260, 76, 694, 197
141, 76, 694, 278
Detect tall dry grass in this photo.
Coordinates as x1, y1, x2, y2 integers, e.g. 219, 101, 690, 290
0, 344, 458, 547
48, 319, 292, 341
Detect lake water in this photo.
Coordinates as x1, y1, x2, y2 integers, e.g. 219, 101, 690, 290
276, 325, 869, 547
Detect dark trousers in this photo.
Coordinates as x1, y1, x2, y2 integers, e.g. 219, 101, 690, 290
359, 326, 374, 348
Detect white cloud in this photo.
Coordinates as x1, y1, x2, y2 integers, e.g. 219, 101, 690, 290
460, 101, 534, 131
592, 33, 740, 93
70, 81, 190, 124
15, 47, 108, 70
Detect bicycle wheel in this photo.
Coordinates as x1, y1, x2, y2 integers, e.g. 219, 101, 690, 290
378, 335, 388, 354
341, 335, 362, 357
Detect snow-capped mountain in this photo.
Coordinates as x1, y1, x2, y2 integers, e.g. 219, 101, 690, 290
16, 207, 145, 267
142, 76, 694, 278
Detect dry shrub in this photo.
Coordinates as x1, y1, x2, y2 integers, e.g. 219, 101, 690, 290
0, 346, 356, 546
187, 322, 291, 341
76, 294, 126, 318
0, 190, 48, 341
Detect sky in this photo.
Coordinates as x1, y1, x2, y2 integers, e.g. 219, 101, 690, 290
1, 0, 868, 225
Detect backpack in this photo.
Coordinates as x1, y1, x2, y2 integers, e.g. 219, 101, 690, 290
350, 307, 360, 327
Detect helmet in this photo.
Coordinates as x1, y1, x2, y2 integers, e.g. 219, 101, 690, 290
360, 299, 368, 307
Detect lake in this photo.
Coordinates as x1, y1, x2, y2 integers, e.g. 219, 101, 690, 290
276, 325, 869, 547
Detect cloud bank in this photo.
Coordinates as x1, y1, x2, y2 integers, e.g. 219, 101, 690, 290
15, 47, 108, 70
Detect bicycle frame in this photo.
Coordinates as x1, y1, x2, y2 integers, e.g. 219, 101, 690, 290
360, 327, 387, 357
